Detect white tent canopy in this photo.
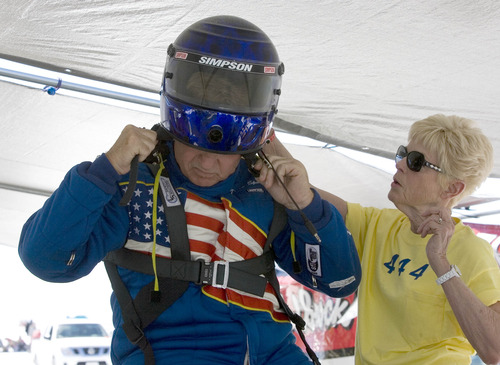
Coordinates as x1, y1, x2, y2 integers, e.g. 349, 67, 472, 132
2, 0, 500, 168
1, 0, 500, 248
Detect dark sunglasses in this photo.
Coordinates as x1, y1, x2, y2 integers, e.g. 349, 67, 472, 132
395, 145, 442, 173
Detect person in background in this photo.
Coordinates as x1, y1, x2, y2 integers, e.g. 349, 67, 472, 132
268, 114, 500, 364
18, 15, 361, 365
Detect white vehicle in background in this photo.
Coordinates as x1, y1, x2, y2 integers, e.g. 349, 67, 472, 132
31, 316, 111, 365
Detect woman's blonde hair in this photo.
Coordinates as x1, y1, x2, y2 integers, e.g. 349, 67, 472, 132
408, 114, 493, 205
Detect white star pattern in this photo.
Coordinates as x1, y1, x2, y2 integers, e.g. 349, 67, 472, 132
126, 183, 170, 247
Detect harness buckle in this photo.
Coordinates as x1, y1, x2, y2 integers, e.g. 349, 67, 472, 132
212, 261, 229, 289
197, 260, 229, 289
130, 327, 146, 346
123, 322, 147, 349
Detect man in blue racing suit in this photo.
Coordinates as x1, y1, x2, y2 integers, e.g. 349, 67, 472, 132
19, 15, 361, 365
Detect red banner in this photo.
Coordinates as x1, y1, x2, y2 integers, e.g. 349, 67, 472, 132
278, 274, 357, 359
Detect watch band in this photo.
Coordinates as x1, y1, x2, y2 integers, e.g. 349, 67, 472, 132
436, 265, 461, 285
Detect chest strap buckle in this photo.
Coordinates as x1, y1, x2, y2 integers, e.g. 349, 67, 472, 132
197, 260, 230, 289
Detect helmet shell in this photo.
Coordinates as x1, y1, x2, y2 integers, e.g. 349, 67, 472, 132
160, 15, 284, 153
174, 15, 280, 64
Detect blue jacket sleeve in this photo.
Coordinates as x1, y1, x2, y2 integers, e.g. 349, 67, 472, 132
18, 154, 130, 282
273, 189, 361, 297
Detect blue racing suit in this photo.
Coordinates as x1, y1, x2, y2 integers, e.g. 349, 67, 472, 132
19, 142, 360, 364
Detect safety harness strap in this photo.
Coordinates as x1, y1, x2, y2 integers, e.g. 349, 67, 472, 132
148, 163, 191, 262
104, 160, 192, 365
105, 248, 273, 297
264, 202, 322, 365
104, 261, 157, 364
266, 271, 321, 365
119, 155, 139, 207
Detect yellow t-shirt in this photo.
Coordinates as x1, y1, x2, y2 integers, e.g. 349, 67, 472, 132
346, 202, 500, 365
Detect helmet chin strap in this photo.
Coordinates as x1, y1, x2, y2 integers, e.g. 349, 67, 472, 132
151, 123, 171, 142
242, 151, 263, 178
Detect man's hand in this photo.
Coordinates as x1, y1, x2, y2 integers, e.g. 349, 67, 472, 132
105, 125, 158, 175
254, 155, 314, 210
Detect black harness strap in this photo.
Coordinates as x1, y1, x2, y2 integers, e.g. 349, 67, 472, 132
105, 248, 273, 297
266, 272, 321, 365
148, 163, 191, 262
105, 161, 192, 365
127, 277, 189, 331
104, 261, 156, 364
119, 155, 139, 207
264, 202, 322, 365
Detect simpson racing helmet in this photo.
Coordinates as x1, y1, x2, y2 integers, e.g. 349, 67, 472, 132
160, 15, 284, 154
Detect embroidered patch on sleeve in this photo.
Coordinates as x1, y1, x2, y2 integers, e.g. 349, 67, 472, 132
328, 276, 356, 289
306, 243, 322, 276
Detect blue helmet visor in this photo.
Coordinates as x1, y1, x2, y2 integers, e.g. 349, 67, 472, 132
163, 51, 281, 115
161, 95, 273, 154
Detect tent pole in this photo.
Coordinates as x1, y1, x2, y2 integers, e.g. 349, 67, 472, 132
0, 67, 160, 108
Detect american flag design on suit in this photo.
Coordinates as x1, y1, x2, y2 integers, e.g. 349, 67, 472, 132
120, 180, 288, 322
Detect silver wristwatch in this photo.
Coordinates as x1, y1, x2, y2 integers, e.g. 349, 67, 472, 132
436, 265, 461, 285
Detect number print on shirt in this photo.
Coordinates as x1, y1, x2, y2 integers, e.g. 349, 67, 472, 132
383, 254, 429, 280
